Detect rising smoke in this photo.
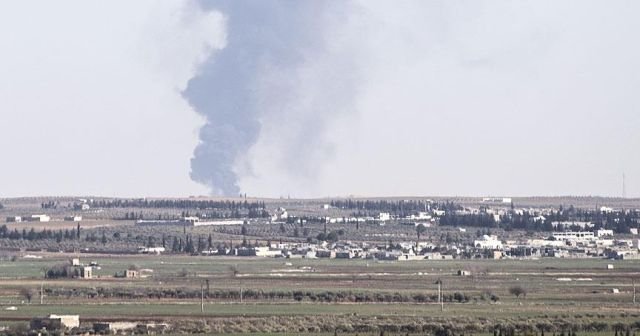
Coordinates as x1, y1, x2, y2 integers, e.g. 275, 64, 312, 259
184, 0, 359, 196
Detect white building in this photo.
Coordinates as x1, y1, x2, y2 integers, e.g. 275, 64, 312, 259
482, 197, 512, 204
407, 212, 431, 220
138, 247, 166, 254
474, 235, 503, 249
433, 210, 446, 216
64, 216, 82, 222
271, 208, 288, 222
29, 214, 50, 222
183, 216, 200, 224
194, 220, 244, 226
596, 229, 614, 237
551, 221, 594, 229
48, 315, 80, 329
600, 206, 614, 214
552, 231, 595, 241
377, 213, 391, 222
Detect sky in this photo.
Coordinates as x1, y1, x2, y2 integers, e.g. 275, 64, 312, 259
0, 1, 638, 198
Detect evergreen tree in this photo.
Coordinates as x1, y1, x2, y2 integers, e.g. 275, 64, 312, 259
172, 237, 179, 252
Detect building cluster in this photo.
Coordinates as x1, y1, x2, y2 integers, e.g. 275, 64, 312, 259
6, 214, 51, 223
199, 201, 640, 261
5, 214, 82, 223
198, 226, 640, 261
30, 314, 167, 334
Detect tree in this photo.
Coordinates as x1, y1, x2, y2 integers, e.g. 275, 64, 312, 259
20, 287, 34, 304
171, 237, 180, 252
76, 223, 81, 239
509, 286, 527, 299
197, 236, 205, 252
416, 224, 427, 247
101, 232, 107, 245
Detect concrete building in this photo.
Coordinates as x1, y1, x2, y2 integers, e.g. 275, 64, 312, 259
377, 213, 391, 222
31, 315, 80, 330
474, 235, 503, 249
137, 247, 166, 254
551, 221, 594, 229
552, 232, 595, 241
64, 216, 82, 222
597, 229, 614, 237
271, 207, 288, 222
315, 250, 335, 258
28, 214, 50, 222
482, 197, 512, 204
125, 269, 140, 278
93, 322, 138, 333
5, 216, 21, 222
82, 266, 92, 279
193, 220, 245, 226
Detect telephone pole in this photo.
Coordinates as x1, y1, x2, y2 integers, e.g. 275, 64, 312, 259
200, 282, 204, 313
435, 279, 443, 312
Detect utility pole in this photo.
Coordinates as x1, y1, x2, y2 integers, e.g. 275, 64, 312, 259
435, 279, 443, 312
633, 279, 636, 305
40, 282, 44, 305
200, 282, 204, 313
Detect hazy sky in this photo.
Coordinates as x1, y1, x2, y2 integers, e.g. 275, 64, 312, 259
0, 1, 638, 198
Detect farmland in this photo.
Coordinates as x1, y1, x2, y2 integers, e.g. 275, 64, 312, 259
2, 196, 640, 334
2, 255, 640, 334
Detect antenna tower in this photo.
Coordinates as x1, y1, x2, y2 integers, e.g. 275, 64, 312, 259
623, 173, 627, 199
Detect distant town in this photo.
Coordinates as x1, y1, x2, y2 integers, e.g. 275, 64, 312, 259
2, 196, 640, 335
2, 196, 640, 263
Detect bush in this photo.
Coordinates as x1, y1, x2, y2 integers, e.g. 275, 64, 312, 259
509, 286, 527, 298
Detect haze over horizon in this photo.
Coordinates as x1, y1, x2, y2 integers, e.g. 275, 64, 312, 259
1, 1, 638, 198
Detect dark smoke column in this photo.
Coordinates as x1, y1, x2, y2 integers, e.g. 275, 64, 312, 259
183, 0, 340, 196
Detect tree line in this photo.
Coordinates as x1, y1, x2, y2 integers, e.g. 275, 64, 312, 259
0, 224, 81, 241
40, 286, 475, 303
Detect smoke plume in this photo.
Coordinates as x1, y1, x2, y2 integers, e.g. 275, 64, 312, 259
184, 1, 359, 196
